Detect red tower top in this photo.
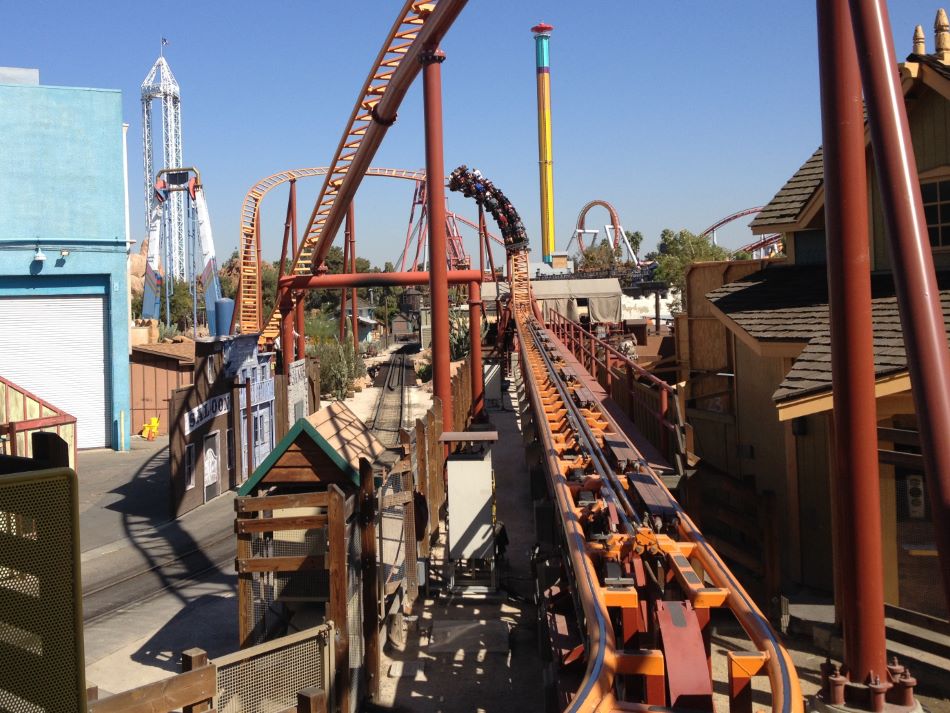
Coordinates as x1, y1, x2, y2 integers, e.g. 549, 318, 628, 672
531, 22, 554, 34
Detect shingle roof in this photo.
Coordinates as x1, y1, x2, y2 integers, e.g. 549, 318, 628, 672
706, 265, 950, 403
908, 53, 950, 80
749, 147, 824, 232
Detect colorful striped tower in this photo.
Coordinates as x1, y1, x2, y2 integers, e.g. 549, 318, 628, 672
532, 22, 556, 264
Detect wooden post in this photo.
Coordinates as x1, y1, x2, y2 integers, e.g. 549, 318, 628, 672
297, 687, 329, 713
327, 485, 349, 713
181, 648, 211, 713
359, 458, 380, 700
236, 500, 254, 648
245, 380, 255, 478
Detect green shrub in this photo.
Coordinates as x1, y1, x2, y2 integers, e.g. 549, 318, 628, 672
308, 337, 365, 400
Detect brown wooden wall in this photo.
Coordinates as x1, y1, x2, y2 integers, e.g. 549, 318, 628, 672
872, 83, 950, 271
130, 353, 193, 436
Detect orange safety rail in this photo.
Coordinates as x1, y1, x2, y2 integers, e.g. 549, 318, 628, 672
257, 0, 468, 341
235, 167, 426, 334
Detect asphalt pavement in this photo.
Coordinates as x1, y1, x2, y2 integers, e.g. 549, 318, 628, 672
76, 436, 238, 694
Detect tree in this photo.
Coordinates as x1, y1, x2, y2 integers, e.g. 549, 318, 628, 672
653, 228, 732, 310
624, 230, 644, 259
576, 238, 621, 271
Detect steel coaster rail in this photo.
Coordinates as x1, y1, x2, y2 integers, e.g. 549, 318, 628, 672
256, 0, 469, 340
235, 167, 427, 334
516, 316, 614, 712
510, 239, 802, 711
525, 319, 641, 534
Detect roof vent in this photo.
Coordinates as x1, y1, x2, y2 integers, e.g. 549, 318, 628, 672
935, 8, 950, 61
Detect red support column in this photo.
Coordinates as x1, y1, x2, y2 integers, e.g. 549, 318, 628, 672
347, 202, 359, 354
468, 280, 484, 420
295, 291, 306, 362
421, 47, 453, 433
280, 290, 294, 377
819, 0, 888, 691
848, 0, 950, 611
340, 224, 349, 343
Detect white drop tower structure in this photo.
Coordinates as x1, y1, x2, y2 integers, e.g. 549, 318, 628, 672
141, 55, 185, 280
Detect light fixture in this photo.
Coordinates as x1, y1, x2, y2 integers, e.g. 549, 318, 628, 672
33, 246, 47, 262
60, 249, 70, 258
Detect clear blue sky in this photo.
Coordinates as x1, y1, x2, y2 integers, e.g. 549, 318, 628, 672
1, 2, 939, 264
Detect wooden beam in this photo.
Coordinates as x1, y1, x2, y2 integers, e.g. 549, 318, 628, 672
877, 449, 924, 470
88, 667, 215, 713
236, 492, 328, 512
235, 515, 328, 534
360, 458, 380, 700
181, 649, 211, 713
327, 484, 349, 713
236, 555, 326, 573
876, 426, 919, 447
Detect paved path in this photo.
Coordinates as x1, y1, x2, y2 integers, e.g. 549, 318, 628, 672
76, 437, 238, 694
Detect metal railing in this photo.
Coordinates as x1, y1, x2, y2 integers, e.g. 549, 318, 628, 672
547, 310, 688, 476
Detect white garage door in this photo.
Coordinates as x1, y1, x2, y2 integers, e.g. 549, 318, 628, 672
0, 295, 111, 448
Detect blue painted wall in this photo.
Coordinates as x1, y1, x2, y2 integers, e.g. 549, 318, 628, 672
0, 81, 130, 450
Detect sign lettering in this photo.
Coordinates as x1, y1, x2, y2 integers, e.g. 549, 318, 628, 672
183, 394, 231, 435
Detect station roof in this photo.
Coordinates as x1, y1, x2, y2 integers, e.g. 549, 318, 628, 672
706, 264, 950, 411
481, 277, 622, 300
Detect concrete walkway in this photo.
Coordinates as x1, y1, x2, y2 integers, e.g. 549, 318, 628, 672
375, 370, 544, 713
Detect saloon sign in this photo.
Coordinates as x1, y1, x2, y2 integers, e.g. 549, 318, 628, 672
183, 394, 231, 435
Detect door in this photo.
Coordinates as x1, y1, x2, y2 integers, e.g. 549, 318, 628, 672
203, 431, 220, 502
0, 295, 111, 448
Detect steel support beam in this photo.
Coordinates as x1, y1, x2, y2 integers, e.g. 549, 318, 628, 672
347, 202, 359, 354
818, 0, 888, 686
422, 47, 453, 433
279, 269, 481, 291
849, 0, 950, 610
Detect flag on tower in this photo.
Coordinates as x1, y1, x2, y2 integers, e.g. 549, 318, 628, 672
162, 37, 169, 46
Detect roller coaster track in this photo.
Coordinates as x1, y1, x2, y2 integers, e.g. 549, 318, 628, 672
509, 247, 803, 710
574, 199, 625, 252
235, 165, 502, 334
235, 0, 803, 704
253, 0, 468, 340
236, 167, 426, 334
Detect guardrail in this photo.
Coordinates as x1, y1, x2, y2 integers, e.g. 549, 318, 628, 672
547, 311, 687, 475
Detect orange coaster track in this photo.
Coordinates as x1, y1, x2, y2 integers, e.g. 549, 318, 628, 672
236, 167, 426, 334
254, 0, 467, 341
508, 245, 803, 712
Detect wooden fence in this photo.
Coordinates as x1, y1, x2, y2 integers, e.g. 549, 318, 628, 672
88, 624, 334, 713
684, 468, 780, 608
403, 355, 473, 563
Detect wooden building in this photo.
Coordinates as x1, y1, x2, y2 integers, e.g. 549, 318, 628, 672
678, 21, 950, 620
129, 341, 195, 437
235, 401, 392, 713
168, 335, 279, 517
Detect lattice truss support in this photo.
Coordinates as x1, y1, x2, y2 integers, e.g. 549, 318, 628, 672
142, 56, 186, 280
